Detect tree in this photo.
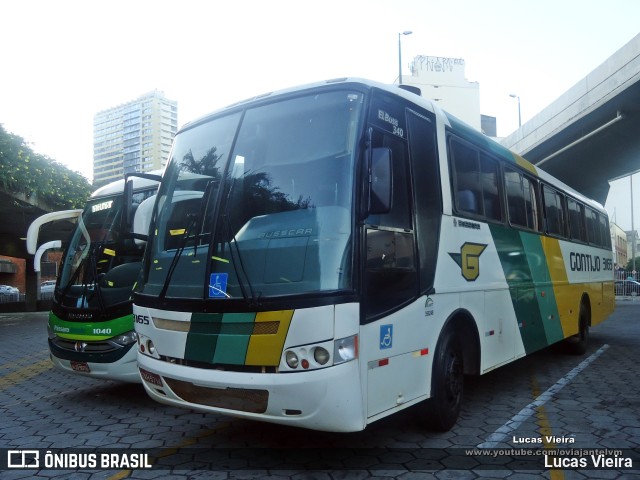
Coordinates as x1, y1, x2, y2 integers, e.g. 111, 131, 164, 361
0, 124, 91, 209
624, 257, 640, 273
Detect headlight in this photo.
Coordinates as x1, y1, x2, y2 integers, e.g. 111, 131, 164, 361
285, 351, 299, 369
334, 335, 358, 364
111, 331, 138, 346
313, 347, 330, 365
47, 323, 56, 340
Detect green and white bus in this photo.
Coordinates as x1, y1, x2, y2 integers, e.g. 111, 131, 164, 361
28, 174, 159, 382
133, 79, 614, 431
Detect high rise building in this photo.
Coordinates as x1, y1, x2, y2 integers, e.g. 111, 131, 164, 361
93, 90, 178, 186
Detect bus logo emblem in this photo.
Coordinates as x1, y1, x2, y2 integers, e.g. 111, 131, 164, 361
449, 242, 487, 281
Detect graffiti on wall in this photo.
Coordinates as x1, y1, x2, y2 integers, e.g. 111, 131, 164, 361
410, 56, 465, 75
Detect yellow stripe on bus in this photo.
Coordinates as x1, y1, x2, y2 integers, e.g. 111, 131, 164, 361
245, 310, 294, 366
514, 154, 538, 176
541, 236, 581, 338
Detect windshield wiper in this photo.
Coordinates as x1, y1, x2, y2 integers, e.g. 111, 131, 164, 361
219, 176, 260, 305
158, 180, 218, 300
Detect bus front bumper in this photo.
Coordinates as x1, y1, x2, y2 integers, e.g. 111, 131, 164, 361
137, 353, 365, 432
49, 345, 140, 383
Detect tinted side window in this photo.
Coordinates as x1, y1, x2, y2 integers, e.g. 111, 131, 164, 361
450, 138, 501, 222
543, 185, 565, 237
567, 198, 586, 242
586, 208, 610, 247
586, 208, 599, 246
366, 130, 412, 230
480, 153, 502, 222
599, 214, 611, 249
364, 125, 417, 321
451, 139, 480, 216
504, 167, 539, 231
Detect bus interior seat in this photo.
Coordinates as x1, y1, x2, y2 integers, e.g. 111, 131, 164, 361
101, 262, 141, 288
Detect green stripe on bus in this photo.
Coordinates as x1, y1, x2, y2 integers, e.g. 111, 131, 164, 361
48, 312, 133, 340
489, 226, 548, 353
520, 233, 565, 346
185, 313, 258, 365
213, 313, 254, 364
185, 313, 223, 363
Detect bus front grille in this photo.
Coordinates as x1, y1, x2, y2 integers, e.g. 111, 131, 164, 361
163, 377, 268, 413
52, 337, 120, 354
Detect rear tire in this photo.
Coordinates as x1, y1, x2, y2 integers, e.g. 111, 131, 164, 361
566, 304, 589, 355
423, 329, 463, 431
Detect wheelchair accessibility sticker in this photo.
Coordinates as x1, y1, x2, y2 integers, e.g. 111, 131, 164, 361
209, 273, 229, 298
380, 324, 393, 349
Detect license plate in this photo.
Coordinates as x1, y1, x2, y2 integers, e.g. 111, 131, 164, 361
139, 368, 163, 387
70, 361, 91, 373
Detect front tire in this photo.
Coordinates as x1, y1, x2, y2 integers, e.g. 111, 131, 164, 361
423, 329, 463, 431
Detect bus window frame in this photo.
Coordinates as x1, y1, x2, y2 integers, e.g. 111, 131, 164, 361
447, 134, 505, 225
503, 164, 541, 233
541, 183, 567, 239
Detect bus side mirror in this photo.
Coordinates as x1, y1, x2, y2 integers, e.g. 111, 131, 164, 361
369, 147, 392, 214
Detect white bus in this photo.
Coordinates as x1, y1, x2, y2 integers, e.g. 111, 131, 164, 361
133, 79, 614, 431
28, 174, 159, 382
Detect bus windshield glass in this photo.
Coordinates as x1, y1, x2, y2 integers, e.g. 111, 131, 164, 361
140, 89, 364, 300
58, 190, 153, 309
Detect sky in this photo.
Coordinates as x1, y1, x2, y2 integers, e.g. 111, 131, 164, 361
1, 0, 639, 229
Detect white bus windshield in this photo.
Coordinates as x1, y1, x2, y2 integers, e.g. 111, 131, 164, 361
140, 90, 365, 300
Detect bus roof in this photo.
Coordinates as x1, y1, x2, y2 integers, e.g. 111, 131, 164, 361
91, 170, 162, 198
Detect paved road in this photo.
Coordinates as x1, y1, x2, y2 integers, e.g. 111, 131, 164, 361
1, 303, 639, 479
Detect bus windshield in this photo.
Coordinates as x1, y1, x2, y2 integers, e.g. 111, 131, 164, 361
58, 190, 154, 309
140, 90, 365, 300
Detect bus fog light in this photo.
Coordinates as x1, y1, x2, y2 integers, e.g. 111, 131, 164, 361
147, 340, 155, 355
313, 347, 330, 365
334, 335, 358, 365
285, 351, 299, 369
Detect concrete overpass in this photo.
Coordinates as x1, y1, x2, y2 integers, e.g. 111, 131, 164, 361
501, 33, 640, 205
0, 187, 77, 260
0, 187, 78, 311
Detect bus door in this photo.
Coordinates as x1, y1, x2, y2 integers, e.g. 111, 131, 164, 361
363, 97, 439, 418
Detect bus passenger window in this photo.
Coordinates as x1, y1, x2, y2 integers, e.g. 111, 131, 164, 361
567, 198, 586, 242
479, 153, 501, 221
504, 167, 539, 231
450, 138, 501, 221
586, 208, 602, 246
598, 213, 611, 249
543, 186, 565, 236
451, 139, 480, 216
